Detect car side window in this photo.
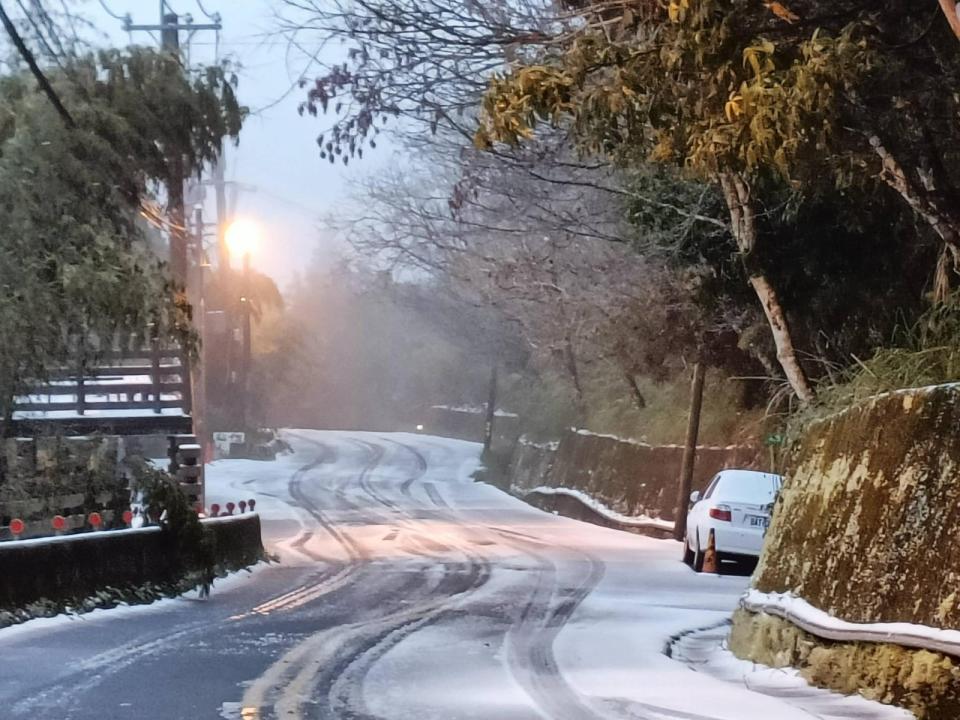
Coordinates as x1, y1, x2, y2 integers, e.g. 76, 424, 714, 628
703, 474, 721, 499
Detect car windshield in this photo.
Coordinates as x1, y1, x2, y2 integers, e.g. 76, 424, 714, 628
715, 473, 780, 504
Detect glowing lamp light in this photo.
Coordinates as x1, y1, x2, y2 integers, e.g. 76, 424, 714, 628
225, 219, 261, 261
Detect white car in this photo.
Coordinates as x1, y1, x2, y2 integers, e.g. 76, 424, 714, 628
683, 469, 783, 572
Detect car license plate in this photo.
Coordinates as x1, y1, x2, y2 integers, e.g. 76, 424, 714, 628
748, 515, 769, 528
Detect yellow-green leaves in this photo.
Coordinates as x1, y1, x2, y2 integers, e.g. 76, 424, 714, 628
743, 40, 776, 80
475, 66, 575, 148
476, 3, 878, 191
668, 0, 690, 24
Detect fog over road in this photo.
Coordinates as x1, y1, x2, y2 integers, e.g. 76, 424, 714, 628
0, 431, 903, 719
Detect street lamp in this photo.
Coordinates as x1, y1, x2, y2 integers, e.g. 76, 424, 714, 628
225, 219, 261, 439
225, 218, 260, 263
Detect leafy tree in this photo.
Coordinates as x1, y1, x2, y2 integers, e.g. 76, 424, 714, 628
0, 48, 245, 436
475, 0, 960, 402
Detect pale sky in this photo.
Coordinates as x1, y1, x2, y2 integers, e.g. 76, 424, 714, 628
86, 0, 390, 285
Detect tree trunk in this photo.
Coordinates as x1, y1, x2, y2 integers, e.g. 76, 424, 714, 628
623, 370, 647, 410
719, 172, 816, 404
939, 0, 960, 39
674, 360, 705, 542
870, 134, 960, 302
748, 275, 816, 403
563, 335, 586, 414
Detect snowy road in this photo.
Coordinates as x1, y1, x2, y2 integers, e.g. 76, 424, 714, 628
0, 430, 904, 719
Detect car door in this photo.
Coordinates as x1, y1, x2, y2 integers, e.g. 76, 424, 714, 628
688, 473, 720, 547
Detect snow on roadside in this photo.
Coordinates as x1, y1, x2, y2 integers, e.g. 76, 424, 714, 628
744, 589, 960, 658
670, 622, 913, 719
0, 560, 271, 642
515, 484, 675, 531
515, 514, 825, 720
571, 426, 752, 451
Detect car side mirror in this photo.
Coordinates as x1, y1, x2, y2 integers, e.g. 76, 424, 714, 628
689, 490, 701, 504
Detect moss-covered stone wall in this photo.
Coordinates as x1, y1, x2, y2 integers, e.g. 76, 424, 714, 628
729, 609, 960, 719
755, 384, 960, 626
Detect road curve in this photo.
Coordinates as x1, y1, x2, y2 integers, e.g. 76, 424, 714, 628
0, 431, 896, 720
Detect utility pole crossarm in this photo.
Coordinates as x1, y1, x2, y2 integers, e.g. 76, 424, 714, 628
125, 22, 222, 31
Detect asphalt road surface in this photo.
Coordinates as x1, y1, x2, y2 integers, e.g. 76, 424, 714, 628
0, 431, 904, 720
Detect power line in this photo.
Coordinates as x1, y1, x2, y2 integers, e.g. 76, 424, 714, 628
0, 0, 74, 128
98, 0, 127, 21
195, 0, 219, 22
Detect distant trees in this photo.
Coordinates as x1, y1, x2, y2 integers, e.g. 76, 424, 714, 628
253, 261, 496, 430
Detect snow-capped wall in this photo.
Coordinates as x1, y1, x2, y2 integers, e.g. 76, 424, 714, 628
510, 429, 760, 522
733, 384, 960, 718
0, 514, 263, 621
424, 405, 520, 447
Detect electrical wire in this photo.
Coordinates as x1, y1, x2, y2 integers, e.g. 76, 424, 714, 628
97, 0, 126, 21
195, 0, 217, 21
0, 0, 74, 127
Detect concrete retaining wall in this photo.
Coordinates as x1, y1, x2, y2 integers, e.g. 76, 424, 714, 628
510, 430, 760, 521
0, 514, 263, 611
425, 406, 520, 447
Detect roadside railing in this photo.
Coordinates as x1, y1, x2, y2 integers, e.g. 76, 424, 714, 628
14, 344, 191, 418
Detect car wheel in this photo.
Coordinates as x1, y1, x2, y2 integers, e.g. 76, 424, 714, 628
682, 537, 695, 566
693, 534, 705, 573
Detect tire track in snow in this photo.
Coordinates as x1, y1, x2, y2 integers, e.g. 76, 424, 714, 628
11, 622, 209, 717
14, 438, 353, 719
387, 438, 428, 496
493, 529, 607, 720
381, 445, 612, 720
241, 435, 495, 720
320, 438, 494, 719
285, 435, 700, 720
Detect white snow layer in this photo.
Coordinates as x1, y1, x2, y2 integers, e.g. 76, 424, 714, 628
515, 484, 675, 531
744, 588, 960, 658
0, 429, 909, 720
670, 623, 913, 719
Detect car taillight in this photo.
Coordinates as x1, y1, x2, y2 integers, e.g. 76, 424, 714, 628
709, 505, 732, 522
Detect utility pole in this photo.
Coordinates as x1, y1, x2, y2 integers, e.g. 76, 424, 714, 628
120, 3, 223, 454
240, 252, 252, 437
161, 11, 187, 285
213, 152, 230, 272
674, 360, 706, 542
193, 206, 208, 454
121, 4, 222, 284
483, 364, 498, 453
